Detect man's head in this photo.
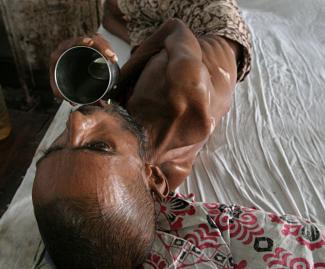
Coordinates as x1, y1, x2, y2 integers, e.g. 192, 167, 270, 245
32, 104, 169, 269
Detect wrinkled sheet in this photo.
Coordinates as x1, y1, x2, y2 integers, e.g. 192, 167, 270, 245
179, 0, 325, 224
1, 0, 325, 267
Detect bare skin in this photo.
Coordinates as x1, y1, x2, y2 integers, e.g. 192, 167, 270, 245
43, 5, 239, 195
33, 107, 168, 210
101, 1, 239, 190
115, 19, 239, 189
32, 6, 242, 268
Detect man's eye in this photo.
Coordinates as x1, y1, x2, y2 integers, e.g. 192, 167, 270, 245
85, 142, 112, 152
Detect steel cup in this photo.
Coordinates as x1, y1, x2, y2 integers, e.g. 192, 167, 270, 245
54, 46, 119, 105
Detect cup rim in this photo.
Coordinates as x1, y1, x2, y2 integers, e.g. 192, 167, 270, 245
54, 45, 112, 105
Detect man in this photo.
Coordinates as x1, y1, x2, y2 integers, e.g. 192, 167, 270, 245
32, 0, 254, 268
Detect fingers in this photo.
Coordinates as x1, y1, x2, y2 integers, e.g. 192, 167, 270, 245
51, 34, 118, 67
75, 34, 118, 63
104, 49, 118, 63
49, 34, 118, 102
82, 37, 94, 46
89, 33, 118, 63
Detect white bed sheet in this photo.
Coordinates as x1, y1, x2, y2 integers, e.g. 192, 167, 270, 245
1, 0, 325, 267
179, 0, 325, 223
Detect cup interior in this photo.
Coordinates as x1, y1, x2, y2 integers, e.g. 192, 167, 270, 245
55, 46, 111, 104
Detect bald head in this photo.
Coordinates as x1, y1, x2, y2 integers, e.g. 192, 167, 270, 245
32, 104, 156, 268
33, 184, 155, 268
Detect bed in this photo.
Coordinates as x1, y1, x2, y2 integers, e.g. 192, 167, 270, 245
1, 0, 325, 267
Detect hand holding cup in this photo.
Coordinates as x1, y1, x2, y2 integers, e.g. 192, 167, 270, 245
50, 34, 119, 105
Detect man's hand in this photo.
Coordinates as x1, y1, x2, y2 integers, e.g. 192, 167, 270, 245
49, 33, 117, 104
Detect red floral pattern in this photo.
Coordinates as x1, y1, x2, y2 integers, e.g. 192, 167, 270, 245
144, 252, 168, 269
263, 248, 325, 269
142, 193, 325, 268
269, 213, 325, 251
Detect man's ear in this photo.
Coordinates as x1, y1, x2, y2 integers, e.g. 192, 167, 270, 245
145, 164, 169, 199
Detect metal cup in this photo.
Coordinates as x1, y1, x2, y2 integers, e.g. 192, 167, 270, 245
54, 46, 119, 105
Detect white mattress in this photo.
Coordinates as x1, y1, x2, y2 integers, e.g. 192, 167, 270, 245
1, 0, 325, 267
180, 0, 325, 223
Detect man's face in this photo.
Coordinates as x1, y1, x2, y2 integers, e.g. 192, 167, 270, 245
33, 105, 145, 205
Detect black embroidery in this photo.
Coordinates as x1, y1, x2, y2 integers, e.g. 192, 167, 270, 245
214, 253, 227, 264
254, 237, 274, 252
301, 224, 320, 242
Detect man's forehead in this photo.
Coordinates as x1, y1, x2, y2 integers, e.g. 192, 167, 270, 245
33, 144, 142, 207
34, 151, 105, 202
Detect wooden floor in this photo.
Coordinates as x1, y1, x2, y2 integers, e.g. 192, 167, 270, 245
0, 109, 55, 216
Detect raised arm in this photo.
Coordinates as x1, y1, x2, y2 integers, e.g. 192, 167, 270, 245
160, 19, 239, 124
123, 19, 240, 189
117, 19, 201, 93
163, 19, 240, 139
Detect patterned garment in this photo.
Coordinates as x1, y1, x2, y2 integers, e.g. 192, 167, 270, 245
117, 0, 252, 81
141, 192, 325, 268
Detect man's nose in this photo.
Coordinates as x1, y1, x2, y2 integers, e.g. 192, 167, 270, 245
67, 110, 92, 146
